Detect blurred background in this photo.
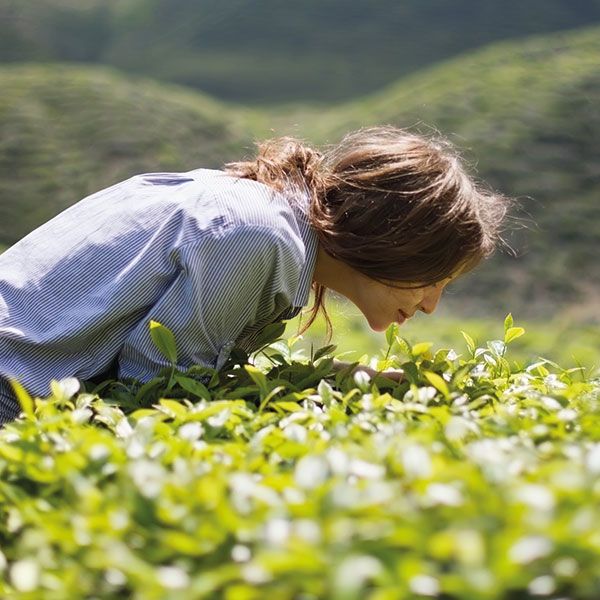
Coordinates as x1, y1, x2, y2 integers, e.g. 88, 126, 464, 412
1, 0, 599, 369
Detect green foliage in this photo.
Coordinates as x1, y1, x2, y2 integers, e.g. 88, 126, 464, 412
149, 320, 178, 366
1, 319, 599, 598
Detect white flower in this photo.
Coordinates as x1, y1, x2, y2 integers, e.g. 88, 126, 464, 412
294, 455, 329, 489
157, 566, 190, 589
10, 560, 40, 592
509, 536, 553, 564
410, 575, 440, 596
402, 444, 432, 479
425, 483, 463, 506
514, 485, 555, 512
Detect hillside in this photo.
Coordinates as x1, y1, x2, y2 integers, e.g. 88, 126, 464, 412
280, 26, 600, 320
0, 63, 253, 247
1, 0, 600, 103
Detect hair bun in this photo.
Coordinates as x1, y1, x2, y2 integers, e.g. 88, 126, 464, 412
226, 137, 324, 194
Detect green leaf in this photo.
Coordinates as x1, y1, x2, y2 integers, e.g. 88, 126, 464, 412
313, 344, 338, 362
187, 365, 220, 388
423, 371, 450, 398
385, 322, 399, 347
244, 364, 270, 398
258, 385, 286, 412
401, 361, 419, 385
270, 400, 303, 412
505, 326, 525, 344
395, 337, 412, 356
461, 331, 476, 355
134, 376, 167, 405
157, 399, 188, 419
149, 320, 178, 364
192, 401, 237, 421
451, 363, 473, 387
252, 321, 286, 350
483, 353, 497, 367
129, 408, 158, 421
0, 444, 23, 461
175, 375, 212, 401
412, 342, 433, 357
9, 379, 34, 419
504, 313, 514, 333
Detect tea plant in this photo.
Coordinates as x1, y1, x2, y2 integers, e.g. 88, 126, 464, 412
0, 316, 598, 599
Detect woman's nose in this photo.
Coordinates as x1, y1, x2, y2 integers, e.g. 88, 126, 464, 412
418, 285, 444, 314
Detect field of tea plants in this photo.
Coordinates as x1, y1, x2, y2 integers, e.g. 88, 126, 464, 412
1, 316, 599, 599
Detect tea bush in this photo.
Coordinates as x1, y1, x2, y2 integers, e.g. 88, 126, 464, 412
0, 316, 599, 599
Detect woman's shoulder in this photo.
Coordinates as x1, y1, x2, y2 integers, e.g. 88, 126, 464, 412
187, 169, 307, 242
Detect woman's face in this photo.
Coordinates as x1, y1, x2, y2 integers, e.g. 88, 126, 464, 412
312, 246, 455, 332
350, 272, 453, 332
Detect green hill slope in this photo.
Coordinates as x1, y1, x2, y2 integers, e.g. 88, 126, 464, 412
2, 0, 600, 103
287, 26, 600, 320
0, 63, 252, 247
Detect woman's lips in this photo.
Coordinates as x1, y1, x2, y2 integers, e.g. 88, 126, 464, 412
398, 309, 416, 324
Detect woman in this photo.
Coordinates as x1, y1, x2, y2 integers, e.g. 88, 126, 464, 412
0, 126, 509, 424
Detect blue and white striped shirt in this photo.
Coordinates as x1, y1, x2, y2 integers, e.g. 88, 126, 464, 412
0, 169, 318, 423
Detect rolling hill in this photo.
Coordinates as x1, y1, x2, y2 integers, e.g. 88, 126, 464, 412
0, 63, 253, 247
1, 0, 600, 103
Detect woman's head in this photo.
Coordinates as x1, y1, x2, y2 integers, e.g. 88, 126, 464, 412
225, 126, 510, 332
312, 126, 507, 285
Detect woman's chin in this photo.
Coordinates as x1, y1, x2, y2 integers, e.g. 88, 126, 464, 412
368, 320, 390, 333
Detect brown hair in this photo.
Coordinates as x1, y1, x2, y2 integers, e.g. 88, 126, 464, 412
225, 126, 510, 337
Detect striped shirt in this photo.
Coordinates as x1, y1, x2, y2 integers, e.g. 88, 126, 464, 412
0, 169, 319, 423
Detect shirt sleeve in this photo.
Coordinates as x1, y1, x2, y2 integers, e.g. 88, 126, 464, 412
116, 223, 305, 382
